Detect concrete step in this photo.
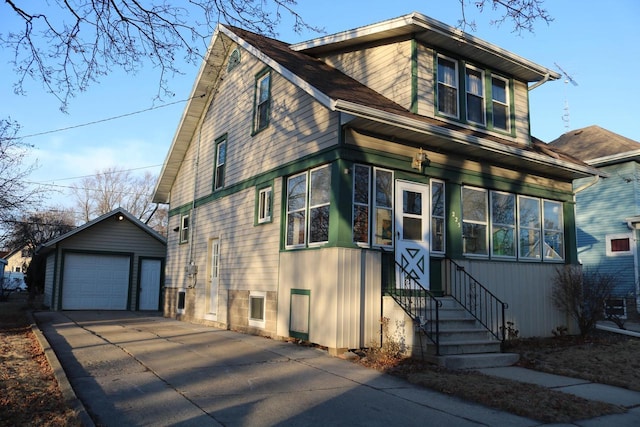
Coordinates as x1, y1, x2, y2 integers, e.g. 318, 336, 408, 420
427, 353, 520, 370
436, 339, 502, 355
437, 328, 493, 342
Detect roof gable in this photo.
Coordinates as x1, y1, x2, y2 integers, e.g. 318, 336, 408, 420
41, 208, 166, 249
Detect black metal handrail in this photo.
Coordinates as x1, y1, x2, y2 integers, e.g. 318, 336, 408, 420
385, 253, 442, 355
444, 256, 507, 341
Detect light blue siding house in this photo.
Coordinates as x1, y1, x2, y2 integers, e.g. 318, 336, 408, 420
549, 125, 640, 317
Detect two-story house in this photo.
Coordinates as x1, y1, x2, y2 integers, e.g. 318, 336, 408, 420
549, 125, 640, 319
153, 12, 598, 356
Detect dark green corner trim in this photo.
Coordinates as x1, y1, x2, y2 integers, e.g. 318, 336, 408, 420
411, 38, 418, 114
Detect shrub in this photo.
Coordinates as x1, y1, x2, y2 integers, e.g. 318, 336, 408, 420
551, 266, 616, 336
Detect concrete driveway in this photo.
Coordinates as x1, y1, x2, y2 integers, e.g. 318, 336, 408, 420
35, 310, 535, 427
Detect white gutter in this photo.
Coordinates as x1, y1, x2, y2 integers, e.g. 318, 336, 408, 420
528, 72, 551, 91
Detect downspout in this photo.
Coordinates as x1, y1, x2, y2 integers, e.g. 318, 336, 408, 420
571, 174, 601, 266
187, 124, 203, 288
528, 73, 551, 92
626, 220, 640, 312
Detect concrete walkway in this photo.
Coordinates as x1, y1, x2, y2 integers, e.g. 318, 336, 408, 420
33, 311, 640, 426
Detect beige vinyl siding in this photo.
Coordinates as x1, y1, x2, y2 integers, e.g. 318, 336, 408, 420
321, 40, 413, 110
176, 180, 282, 324
415, 44, 435, 117
44, 255, 55, 308
277, 247, 381, 350
451, 259, 572, 337
512, 79, 531, 144
171, 46, 339, 206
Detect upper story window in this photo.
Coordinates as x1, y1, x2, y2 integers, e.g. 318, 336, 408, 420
436, 54, 512, 133
227, 48, 241, 73
437, 55, 459, 118
285, 165, 332, 249
214, 135, 227, 190
491, 76, 510, 131
465, 65, 485, 125
253, 70, 271, 133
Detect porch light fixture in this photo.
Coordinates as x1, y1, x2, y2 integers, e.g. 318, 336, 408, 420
412, 148, 429, 170
116, 214, 124, 221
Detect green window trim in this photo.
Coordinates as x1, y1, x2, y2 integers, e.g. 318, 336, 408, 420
434, 52, 515, 136
252, 68, 272, 135
255, 181, 274, 225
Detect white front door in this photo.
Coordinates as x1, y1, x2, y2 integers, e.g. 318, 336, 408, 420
395, 180, 430, 290
139, 259, 161, 310
208, 238, 220, 315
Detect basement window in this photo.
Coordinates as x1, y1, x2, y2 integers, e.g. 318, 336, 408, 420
248, 291, 266, 328
606, 234, 633, 256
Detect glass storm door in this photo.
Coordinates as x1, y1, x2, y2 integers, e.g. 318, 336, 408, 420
208, 239, 220, 315
395, 180, 430, 290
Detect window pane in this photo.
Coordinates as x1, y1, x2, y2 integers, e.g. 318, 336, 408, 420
438, 56, 458, 116
250, 296, 264, 320
543, 201, 562, 231
353, 205, 369, 244
354, 165, 369, 204
310, 166, 331, 206
403, 217, 422, 241
438, 85, 458, 116
375, 170, 393, 208
492, 77, 507, 103
287, 211, 306, 246
287, 174, 306, 211
611, 238, 631, 252
432, 181, 444, 217
463, 223, 487, 255
403, 191, 422, 215
493, 103, 508, 130
519, 197, 540, 228
432, 217, 444, 252
462, 187, 487, 222
467, 94, 484, 123
375, 208, 393, 246
492, 192, 515, 225
493, 227, 515, 257
259, 74, 270, 102
519, 229, 541, 259
544, 231, 564, 259
466, 68, 483, 95
309, 206, 330, 243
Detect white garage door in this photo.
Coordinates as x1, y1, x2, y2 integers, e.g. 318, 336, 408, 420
62, 253, 131, 310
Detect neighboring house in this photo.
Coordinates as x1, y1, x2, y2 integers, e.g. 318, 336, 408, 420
153, 12, 598, 355
38, 208, 166, 311
549, 125, 640, 318
4, 245, 32, 274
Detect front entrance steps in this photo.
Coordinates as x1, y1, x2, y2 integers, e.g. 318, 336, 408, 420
383, 295, 518, 369
422, 297, 518, 369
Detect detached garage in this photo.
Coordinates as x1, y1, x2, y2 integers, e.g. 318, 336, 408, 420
40, 208, 167, 311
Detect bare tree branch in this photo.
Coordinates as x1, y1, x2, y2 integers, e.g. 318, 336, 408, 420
1, 0, 322, 111
459, 0, 552, 33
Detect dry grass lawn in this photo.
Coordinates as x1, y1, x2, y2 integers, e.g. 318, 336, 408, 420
359, 330, 639, 423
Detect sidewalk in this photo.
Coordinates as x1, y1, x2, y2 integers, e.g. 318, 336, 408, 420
33, 310, 640, 426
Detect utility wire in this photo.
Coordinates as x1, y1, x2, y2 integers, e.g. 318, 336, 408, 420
11, 93, 205, 140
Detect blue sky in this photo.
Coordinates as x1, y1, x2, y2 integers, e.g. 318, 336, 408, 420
1, 1, 639, 209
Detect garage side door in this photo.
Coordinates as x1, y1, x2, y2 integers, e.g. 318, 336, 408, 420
62, 253, 131, 310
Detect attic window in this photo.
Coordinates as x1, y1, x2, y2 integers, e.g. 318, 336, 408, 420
227, 48, 241, 72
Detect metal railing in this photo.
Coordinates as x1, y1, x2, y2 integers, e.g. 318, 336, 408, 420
444, 257, 507, 341
383, 250, 442, 355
